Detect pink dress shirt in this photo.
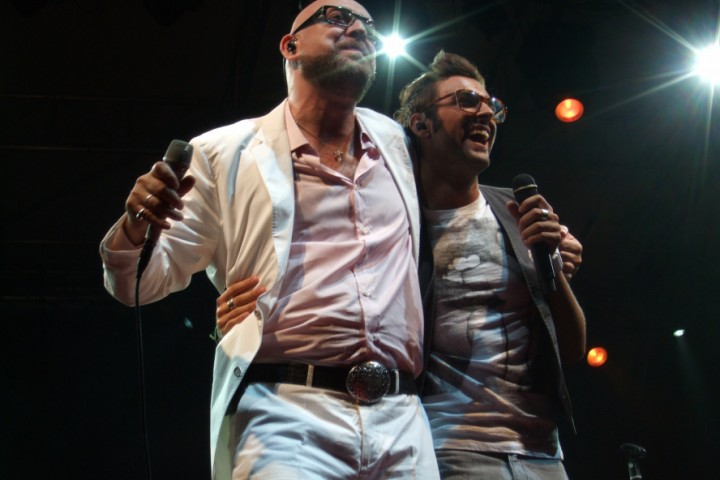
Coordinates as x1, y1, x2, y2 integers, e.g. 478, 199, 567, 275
254, 104, 424, 375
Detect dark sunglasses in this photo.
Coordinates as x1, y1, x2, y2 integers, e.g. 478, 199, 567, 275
291, 5, 378, 46
424, 89, 507, 124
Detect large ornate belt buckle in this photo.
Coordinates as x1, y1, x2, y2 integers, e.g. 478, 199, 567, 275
345, 361, 391, 404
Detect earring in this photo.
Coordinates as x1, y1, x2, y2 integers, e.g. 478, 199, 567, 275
288, 40, 297, 53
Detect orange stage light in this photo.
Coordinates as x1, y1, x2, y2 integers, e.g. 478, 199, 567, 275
555, 98, 584, 122
587, 347, 607, 367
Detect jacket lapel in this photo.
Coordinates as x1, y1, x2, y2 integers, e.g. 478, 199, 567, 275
356, 110, 420, 261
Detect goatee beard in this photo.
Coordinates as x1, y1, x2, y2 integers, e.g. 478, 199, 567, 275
301, 51, 376, 102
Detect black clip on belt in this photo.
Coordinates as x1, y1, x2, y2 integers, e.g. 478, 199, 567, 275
245, 361, 416, 405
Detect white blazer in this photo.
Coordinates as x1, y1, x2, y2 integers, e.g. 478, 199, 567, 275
100, 100, 421, 479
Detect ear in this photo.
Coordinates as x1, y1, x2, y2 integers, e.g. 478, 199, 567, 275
409, 113, 431, 138
280, 35, 298, 60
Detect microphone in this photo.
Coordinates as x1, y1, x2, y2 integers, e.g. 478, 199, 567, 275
621, 443, 647, 461
621, 443, 646, 480
136, 139, 193, 279
512, 173, 556, 293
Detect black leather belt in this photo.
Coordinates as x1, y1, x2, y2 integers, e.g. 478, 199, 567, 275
244, 361, 417, 405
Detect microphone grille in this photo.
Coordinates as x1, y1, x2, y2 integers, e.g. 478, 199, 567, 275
163, 139, 193, 169
512, 173, 538, 202
512, 173, 536, 190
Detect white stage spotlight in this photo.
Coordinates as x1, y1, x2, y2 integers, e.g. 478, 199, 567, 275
694, 44, 720, 85
383, 33, 407, 59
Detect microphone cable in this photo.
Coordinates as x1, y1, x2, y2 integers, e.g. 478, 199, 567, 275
133, 274, 154, 480
130, 140, 192, 480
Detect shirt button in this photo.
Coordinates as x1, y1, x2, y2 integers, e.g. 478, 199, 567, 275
362, 291, 371, 297
233, 367, 243, 377
362, 226, 370, 234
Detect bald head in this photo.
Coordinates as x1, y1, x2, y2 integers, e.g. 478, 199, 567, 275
291, 0, 372, 33
283, 0, 377, 103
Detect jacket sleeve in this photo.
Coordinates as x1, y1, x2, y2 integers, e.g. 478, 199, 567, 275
99, 140, 222, 306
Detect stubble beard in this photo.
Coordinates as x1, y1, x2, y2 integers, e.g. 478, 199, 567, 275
434, 116, 492, 176
300, 50, 376, 102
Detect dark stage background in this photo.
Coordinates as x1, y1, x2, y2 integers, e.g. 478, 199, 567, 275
2, 1, 719, 478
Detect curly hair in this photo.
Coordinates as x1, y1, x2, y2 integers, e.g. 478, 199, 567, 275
394, 51, 486, 129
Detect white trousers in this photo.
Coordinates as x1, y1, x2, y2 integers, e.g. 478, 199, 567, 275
231, 382, 440, 480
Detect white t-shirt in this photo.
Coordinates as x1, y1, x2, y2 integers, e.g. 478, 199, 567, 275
422, 192, 562, 459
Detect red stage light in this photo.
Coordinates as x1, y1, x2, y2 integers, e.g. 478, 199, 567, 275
587, 347, 607, 367
555, 98, 584, 122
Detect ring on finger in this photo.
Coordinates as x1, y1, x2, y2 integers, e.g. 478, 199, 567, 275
540, 208, 550, 220
227, 297, 236, 311
145, 193, 154, 204
135, 208, 146, 220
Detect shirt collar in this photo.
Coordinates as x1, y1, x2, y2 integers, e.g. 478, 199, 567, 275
284, 101, 379, 158
284, 101, 309, 152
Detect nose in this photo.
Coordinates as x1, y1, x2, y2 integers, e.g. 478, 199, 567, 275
476, 99, 495, 118
344, 19, 374, 45
472, 105, 494, 122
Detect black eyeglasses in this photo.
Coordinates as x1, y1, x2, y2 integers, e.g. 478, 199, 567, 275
291, 5, 378, 46
424, 89, 507, 124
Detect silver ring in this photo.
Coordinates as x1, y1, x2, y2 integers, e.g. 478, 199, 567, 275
135, 208, 146, 220
227, 297, 235, 311
144, 193, 154, 204
540, 208, 550, 220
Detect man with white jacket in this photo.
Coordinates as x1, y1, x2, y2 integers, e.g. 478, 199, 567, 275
99, 1, 438, 479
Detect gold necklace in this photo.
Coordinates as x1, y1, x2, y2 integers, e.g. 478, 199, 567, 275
295, 121, 354, 164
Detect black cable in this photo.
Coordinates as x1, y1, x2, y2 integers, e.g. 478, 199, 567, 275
134, 275, 153, 480
130, 139, 191, 480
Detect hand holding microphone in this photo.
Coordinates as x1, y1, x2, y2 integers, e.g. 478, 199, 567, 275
510, 174, 562, 293
124, 140, 195, 278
